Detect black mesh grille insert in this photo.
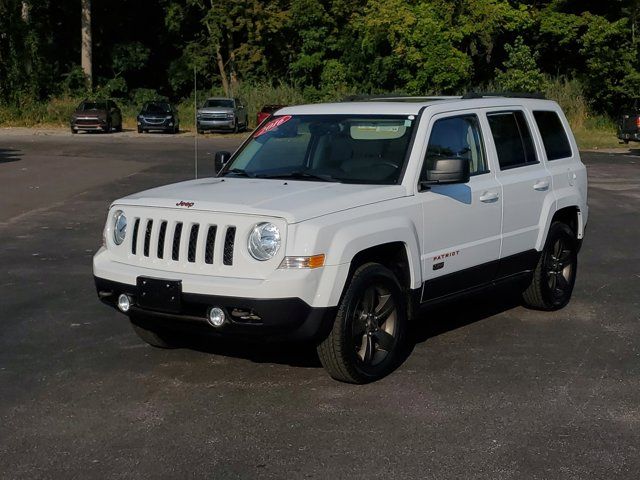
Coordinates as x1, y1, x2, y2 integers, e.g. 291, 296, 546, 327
131, 218, 140, 254
223, 226, 236, 266
205, 226, 217, 264
143, 220, 153, 257
188, 224, 199, 263
172, 222, 183, 261
157, 221, 167, 259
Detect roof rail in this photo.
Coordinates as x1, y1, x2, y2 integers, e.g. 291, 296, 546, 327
462, 92, 546, 100
342, 94, 462, 102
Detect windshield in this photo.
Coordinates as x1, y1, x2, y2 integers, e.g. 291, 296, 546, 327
204, 99, 234, 108
143, 102, 171, 114
222, 114, 416, 184
81, 101, 108, 110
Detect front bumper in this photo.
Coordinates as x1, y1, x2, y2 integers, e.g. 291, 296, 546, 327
138, 118, 176, 131
618, 132, 640, 142
95, 276, 336, 341
197, 118, 235, 130
71, 119, 108, 131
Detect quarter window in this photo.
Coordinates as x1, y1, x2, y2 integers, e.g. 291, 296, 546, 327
487, 111, 538, 169
533, 111, 572, 160
421, 115, 488, 178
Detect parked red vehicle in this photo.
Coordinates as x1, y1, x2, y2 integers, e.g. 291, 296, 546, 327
256, 104, 286, 125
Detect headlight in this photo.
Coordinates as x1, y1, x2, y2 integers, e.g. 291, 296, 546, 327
247, 222, 280, 261
226, 112, 235, 118
113, 210, 127, 245
165, 115, 172, 119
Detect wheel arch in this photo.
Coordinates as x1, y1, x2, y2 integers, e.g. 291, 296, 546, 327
536, 201, 584, 251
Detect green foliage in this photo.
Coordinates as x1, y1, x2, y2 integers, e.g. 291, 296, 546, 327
495, 37, 547, 93
112, 42, 150, 76
131, 89, 167, 106
1, 0, 639, 125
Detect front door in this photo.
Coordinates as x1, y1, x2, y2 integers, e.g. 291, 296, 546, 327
419, 112, 503, 302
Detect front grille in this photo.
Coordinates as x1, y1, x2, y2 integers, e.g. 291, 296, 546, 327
172, 223, 183, 261
223, 227, 236, 266
127, 217, 237, 267
201, 113, 228, 120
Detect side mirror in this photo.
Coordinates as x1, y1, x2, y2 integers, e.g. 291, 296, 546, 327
214, 151, 232, 173
420, 158, 470, 188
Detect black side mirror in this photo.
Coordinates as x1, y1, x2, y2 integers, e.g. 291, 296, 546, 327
420, 158, 470, 188
215, 151, 232, 173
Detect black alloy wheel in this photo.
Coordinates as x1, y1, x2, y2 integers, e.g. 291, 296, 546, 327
317, 263, 406, 383
523, 221, 578, 310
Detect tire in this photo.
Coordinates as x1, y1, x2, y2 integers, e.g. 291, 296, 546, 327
623, 139, 630, 145
105, 122, 111, 133
197, 128, 204, 135
317, 263, 407, 384
137, 126, 143, 134
116, 122, 122, 132
71, 127, 77, 134
233, 119, 239, 133
523, 222, 578, 310
130, 314, 179, 349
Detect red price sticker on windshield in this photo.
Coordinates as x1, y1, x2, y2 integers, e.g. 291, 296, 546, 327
253, 115, 292, 138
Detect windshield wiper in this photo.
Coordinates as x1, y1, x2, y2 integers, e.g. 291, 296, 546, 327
257, 171, 339, 182
224, 168, 255, 178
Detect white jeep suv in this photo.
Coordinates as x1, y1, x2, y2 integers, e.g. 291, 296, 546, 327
94, 95, 588, 383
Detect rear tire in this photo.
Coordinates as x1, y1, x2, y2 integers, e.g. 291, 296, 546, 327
137, 126, 143, 134
523, 222, 578, 310
130, 315, 179, 349
317, 263, 406, 383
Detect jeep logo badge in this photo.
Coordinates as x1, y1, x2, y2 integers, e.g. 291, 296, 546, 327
176, 201, 194, 208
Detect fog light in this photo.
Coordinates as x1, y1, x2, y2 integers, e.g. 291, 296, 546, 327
117, 294, 131, 313
207, 307, 226, 327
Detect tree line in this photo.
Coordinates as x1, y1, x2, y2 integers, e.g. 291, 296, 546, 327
0, 0, 638, 115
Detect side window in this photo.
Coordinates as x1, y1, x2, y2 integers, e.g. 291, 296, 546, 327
421, 114, 488, 179
487, 111, 538, 169
533, 111, 572, 160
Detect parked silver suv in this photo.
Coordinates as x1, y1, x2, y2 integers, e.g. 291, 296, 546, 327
196, 97, 248, 134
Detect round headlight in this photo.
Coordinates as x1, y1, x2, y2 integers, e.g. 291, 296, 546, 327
113, 210, 127, 245
248, 222, 281, 261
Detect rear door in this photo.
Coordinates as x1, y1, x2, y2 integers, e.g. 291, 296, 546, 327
485, 109, 552, 267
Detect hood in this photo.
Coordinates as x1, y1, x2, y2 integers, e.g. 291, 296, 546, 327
114, 177, 409, 224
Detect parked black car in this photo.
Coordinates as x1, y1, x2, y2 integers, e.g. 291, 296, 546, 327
618, 100, 640, 144
137, 101, 179, 134
70, 99, 122, 133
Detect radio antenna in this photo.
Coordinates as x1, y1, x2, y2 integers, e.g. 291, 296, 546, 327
194, 65, 198, 179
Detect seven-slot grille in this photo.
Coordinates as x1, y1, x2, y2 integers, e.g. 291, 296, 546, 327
129, 217, 236, 266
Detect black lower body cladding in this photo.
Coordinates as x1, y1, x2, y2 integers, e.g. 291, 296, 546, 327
94, 276, 336, 341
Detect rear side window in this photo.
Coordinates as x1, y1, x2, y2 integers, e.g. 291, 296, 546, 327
487, 111, 537, 169
533, 111, 572, 160
422, 115, 488, 176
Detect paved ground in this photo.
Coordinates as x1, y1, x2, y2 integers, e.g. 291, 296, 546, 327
1, 131, 639, 479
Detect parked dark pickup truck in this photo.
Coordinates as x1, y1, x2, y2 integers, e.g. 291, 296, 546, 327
618, 102, 640, 144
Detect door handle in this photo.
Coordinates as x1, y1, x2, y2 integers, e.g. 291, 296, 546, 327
533, 180, 550, 191
479, 191, 499, 203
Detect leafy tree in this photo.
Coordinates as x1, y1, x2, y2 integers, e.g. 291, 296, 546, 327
495, 36, 547, 92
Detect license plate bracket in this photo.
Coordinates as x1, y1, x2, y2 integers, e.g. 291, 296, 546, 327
136, 277, 182, 313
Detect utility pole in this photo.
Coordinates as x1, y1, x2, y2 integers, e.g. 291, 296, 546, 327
81, 0, 93, 89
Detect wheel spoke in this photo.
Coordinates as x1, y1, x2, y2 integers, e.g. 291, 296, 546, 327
362, 287, 376, 314
363, 334, 375, 364
556, 272, 570, 292
558, 249, 572, 265
373, 330, 395, 352
374, 294, 395, 325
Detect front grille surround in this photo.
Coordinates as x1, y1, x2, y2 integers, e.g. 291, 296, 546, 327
112, 207, 285, 279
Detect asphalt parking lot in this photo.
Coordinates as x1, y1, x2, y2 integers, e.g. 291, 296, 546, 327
1, 130, 639, 479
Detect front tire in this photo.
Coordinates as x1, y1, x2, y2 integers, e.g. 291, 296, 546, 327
317, 263, 406, 383
523, 222, 578, 310
130, 314, 179, 349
